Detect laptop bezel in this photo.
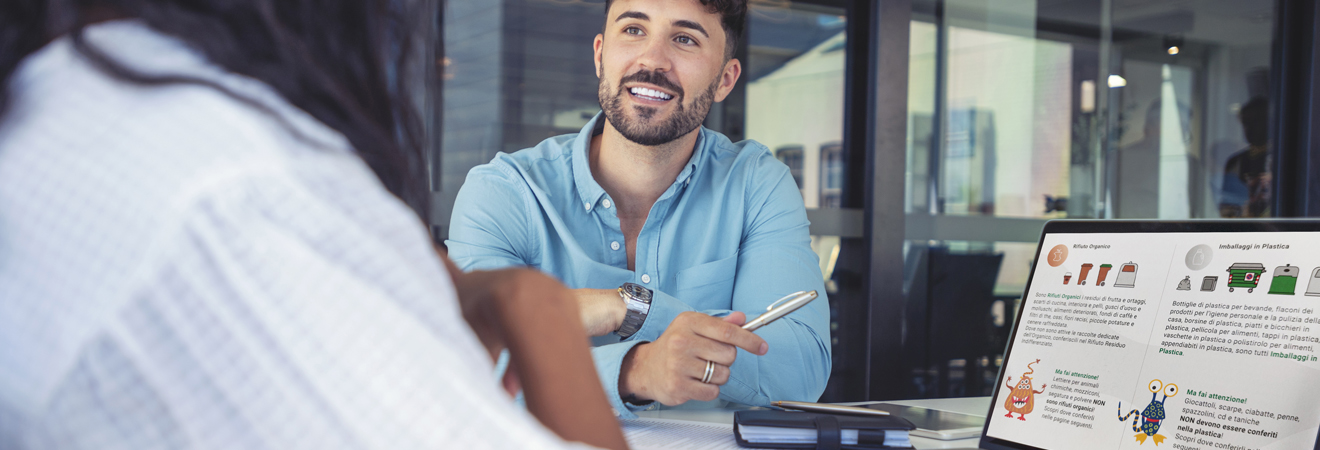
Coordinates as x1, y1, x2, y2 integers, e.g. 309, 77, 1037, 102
977, 219, 1320, 450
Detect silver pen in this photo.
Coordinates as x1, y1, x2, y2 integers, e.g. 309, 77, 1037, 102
742, 290, 818, 331
772, 400, 891, 416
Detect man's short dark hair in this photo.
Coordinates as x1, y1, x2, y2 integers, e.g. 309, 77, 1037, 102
604, 0, 747, 60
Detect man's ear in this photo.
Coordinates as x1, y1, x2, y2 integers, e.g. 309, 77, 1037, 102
593, 34, 605, 79
713, 58, 742, 103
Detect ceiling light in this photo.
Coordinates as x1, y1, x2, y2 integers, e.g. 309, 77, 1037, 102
1163, 35, 1185, 57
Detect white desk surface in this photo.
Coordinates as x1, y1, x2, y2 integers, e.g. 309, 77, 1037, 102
633, 396, 992, 449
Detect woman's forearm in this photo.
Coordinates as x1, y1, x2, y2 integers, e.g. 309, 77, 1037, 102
440, 248, 627, 450
493, 270, 628, 450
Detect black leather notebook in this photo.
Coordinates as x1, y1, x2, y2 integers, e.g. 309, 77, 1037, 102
733, 410, 917, 449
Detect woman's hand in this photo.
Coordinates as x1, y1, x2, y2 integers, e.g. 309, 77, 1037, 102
574, 288, 628, 337
436, 250, 627, 450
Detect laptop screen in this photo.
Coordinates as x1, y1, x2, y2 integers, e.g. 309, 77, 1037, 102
982, 221, 1320, 450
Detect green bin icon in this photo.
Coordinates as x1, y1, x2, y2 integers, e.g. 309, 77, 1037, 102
1268, 264, 1299, 295
1226, 263, 1265, 293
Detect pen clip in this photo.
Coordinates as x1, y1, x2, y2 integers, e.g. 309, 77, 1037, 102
766, 291, 812, 311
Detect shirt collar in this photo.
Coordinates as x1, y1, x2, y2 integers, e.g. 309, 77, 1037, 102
571, 114, 608, 211
571, 112, 707, 210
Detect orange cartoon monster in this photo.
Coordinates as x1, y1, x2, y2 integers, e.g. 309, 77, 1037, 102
1003, 359, 1047, 420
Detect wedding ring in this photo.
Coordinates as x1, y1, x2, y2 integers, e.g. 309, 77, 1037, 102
701, 360, 715, 384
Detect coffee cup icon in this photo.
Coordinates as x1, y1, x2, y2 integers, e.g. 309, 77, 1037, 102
1064, 272, 1073, 284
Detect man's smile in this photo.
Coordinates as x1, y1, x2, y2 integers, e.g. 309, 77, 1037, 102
627, 85, 675, 103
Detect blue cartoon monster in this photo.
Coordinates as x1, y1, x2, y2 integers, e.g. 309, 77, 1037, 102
1118, 379, 1179, 445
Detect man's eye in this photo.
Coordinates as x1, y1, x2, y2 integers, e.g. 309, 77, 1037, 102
625, 27, 643, 36
675, 36, 694, 45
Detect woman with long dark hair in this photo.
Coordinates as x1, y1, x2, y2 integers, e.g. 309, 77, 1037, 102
0, 1, 626, 449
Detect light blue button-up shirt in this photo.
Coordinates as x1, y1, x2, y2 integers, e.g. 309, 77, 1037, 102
447, 113, 831, 417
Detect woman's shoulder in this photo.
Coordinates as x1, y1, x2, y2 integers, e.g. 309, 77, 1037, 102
0, 20, 384, 273
3, 20, 358, 193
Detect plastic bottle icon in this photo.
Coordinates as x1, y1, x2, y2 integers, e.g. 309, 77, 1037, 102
1185, 244, 1214, 271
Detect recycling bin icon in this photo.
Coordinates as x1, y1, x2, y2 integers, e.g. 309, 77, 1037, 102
1268, 264, 1299, 295
1071, 262, 1092, 283
1114, 262, 1137, 288
1227, 263, 1266, 293
1307, 267, 1320, 297
1095, 264, 1112, 286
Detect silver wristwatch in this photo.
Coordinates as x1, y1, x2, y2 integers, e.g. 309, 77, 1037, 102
615, 282, 652, 339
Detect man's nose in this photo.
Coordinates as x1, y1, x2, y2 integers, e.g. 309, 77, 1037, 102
634, 34, 673, 74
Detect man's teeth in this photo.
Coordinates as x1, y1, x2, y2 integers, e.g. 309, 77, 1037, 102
630, 87, 673, 100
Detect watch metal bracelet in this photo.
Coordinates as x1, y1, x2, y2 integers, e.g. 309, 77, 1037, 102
615, 282, 652, 339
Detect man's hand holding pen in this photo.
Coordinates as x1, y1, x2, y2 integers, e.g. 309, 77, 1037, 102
618, 311, 769, 405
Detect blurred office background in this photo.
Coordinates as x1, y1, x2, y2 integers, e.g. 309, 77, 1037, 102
423, 0, 1320, 402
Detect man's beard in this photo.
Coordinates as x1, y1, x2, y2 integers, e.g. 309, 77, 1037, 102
599, 68, 719, 146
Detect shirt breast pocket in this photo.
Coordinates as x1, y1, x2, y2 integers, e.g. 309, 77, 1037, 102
675, 254, 738, 307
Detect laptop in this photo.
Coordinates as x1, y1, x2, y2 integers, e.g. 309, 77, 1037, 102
970, 220, 1320, 450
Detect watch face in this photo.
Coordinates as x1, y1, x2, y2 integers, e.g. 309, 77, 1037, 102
623, 283, 652, 302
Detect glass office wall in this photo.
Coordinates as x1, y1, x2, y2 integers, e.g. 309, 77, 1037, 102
742, 0, 852, 400
436, 0, 604, 219
903, 0, 1277, 398
743, 3, 848, 286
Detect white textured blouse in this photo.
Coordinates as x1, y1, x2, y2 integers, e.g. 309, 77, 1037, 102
0, 20, 591, 450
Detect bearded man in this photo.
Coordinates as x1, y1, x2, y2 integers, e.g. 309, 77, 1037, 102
447, 0, 830, 417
